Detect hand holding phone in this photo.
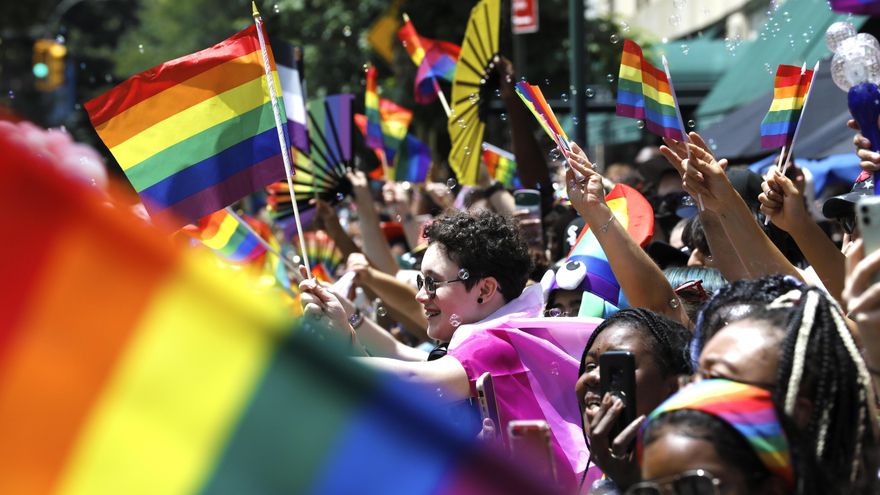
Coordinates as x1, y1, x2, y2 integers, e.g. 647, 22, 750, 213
476, 372, 502, 444
599, 351, 637, 448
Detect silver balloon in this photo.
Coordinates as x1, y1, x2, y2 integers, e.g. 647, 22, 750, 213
826, 21, 858, 53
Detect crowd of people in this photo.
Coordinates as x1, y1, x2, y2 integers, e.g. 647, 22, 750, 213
294, 104, 880, 493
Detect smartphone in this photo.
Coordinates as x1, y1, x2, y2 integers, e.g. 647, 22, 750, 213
508, 420, 557, 484
599, 351, 637, 448
858, 196, 880, 257
476, 372, 502, 444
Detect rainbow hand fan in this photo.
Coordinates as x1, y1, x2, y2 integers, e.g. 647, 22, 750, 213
293, 230, 344, 281
448, 0, 501, 186
267, 93, 355, 219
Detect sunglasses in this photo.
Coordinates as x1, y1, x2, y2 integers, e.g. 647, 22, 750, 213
626, 469, 722, 495
838, 214, 857, 235
673, 279, 710, 305
416, 273, 466, 297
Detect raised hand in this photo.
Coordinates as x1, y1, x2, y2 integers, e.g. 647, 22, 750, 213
850, 119, 880, 174
298, 265, 354, 341
681, 132, 731, 212
583, 393, 646, 488
564, 142, 609, 224
758, 166, 808, 232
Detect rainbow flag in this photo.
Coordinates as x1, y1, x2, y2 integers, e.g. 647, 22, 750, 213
397, 17, 460, 104
0, 123, 556, 495
182, 209, 268, 265
831, 0, 880, 14
85, 25, 290, 230
514, 82, 569, 150
356, 97, 414, 178
481, 143, 521, 188
616, 40, 685, 140
365, 65, 385, 154
760, 64, 815, 149
394, 133, 432, 183
566, 184, 654, 313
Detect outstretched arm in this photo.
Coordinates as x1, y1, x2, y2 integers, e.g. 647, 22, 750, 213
347, 170, 399, 275
566, 143, 690, 327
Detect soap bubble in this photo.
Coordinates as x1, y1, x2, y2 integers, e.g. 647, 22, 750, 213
137, 44, 144, 54
687, 119, 696, 129
494, 88, 502, 97
464, 145, 472, 156
342, 25, 352, 37
680, 43, 689, 55
610, 34, 620, 44
669, 14, 681, 27
468, 92, 478, 104
544, 78, 551, 86
376, 305, 388, 317
273, 3, 281, 13
673, 0, 687, 8
764, 63, 774, 74
500, 112, 507, 121
457, 118, 467, 129
585, 87, 595, 98
606, 73, 615, 83
572, 116, 579, 125
450, 314, 461, 327
447, 178, 457, 189
458, 268, 470, 280
7, 90, 13, 100
55, 34, 65, 44
336, 192, 345, 201
636, 120, 645, 129
549, 148, 563, 161
436, 387, 444, 398
826, 21, 857, 53
561, 92, 569, 102
619, 21, 630, 33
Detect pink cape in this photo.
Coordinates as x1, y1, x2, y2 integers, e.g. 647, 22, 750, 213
447, 285, 603, 490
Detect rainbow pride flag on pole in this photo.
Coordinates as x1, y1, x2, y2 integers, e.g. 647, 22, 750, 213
565, 184, 654, 315
0, 123, 556, 495
364, 65, 385, 156
394, 133, 432, 183
616, 40, 685, 140
515, 82, 570, 151
85, 25, 290, 230
481, 143, 521, 188
182, 209, 268, 265
760, 64, 815, 149
397, 15, 460, 104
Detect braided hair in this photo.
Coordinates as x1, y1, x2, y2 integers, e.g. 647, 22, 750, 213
769, 287, 878, 495
579, 308, 693, 379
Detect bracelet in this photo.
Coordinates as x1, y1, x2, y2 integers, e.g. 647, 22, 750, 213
598, 214, 616, 234
348, 309, 364, 330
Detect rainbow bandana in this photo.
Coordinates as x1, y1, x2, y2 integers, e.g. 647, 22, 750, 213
640, 379, 795, 489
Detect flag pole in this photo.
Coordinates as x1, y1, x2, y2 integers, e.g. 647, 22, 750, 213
225, 206, 299, 274
780, 61, 819, 176
253, 2, 312, 279
402, 13, 451, 117
663, 55, 703, 211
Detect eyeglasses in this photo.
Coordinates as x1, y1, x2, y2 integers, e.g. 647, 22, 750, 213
543, 308, 573, 317
626, 469, 722, 495
416, 273, 465, 297
838, 214, 857, 235
673, 279, 710, 305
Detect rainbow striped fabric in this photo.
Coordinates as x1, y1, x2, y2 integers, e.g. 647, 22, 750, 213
641, 379, 795, 489
85, 25, 290, 230
760, 64, 815, 149
394, 133, 432, 183
182, 209, 267, 265
831, 0, 880, 14
616, 40, 685, 140
0, 123, 554, 495
377, 98, 413, 166
515, 82, 569, 149
365, 65, 385, 154
566, 184, 654, 312
397, 17, 460, 104
481, 143, 521, 188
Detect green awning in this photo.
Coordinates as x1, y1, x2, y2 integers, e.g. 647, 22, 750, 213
561, 112, 642, 146
696, 0, 865, 126
656, 38, 735, 89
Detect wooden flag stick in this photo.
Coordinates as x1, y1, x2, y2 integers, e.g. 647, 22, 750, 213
402, 12, 451, 117
253, 2, 312, 279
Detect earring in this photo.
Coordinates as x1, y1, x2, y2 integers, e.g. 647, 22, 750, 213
477, 297, 483, 304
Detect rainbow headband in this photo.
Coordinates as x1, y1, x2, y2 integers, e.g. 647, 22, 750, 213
640, 379, 795, 489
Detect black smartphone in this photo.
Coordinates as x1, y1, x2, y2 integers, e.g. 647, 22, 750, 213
476, 372, 502, 444
599, 351, 637, 444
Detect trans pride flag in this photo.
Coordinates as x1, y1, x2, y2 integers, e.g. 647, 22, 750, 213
397, 16, 460, 104
85, 25, 290, 230
760, 64, 815, 149
616, 40, 685, 140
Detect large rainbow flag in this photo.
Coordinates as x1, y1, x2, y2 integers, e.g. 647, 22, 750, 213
760, 64, 815, 149
615, 40, 685, 140
397, 16, 461, 104
85, 25, 290, 230
565, 183, 654, 313
182, 209, 268, 265
0, 122, 556, 495
481, 143, 521, 188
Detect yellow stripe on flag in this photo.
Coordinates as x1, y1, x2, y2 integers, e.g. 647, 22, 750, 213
55, 256, 286, 495
111, 72, 281, 171
769, 96, 806, 112
202, 214, 239, 250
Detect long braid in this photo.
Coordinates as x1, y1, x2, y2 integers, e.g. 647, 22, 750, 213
772, 286, 877, 494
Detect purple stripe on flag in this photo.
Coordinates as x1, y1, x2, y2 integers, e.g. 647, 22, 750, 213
150, 154, 286, 229
761, 134, 790, 149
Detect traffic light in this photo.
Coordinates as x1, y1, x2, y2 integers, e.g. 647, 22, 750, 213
33, 39, 67, 92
